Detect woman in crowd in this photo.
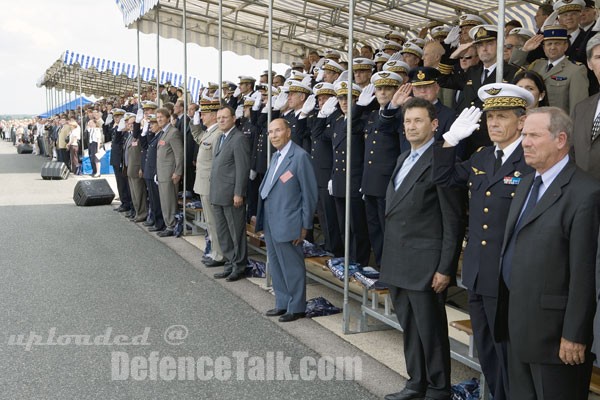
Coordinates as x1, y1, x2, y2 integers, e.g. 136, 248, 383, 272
512, 70, 548, 108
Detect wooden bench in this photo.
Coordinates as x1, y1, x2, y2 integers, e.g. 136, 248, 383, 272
450, 319, 475, 358
591, 366, 600, 395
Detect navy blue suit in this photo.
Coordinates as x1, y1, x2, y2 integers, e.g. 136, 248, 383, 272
141, 128, 164, 229
109, 124, 131, 209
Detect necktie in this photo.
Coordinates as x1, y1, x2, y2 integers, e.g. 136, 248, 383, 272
218, 134, 226, 151
482, 68, 489, 84
261, 152, 281, 199
501, 176, 543, 287
592, 113, 600, 142
493, 149, 504, 174
546, 63, 553, 72
394, 152, 419, 191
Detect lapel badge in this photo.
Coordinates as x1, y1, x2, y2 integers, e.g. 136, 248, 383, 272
514, 171, 521, 177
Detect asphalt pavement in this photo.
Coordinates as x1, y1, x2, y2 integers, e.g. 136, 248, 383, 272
0, 141, 388, 400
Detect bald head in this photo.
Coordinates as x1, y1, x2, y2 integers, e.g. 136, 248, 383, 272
268, 118, 292, 150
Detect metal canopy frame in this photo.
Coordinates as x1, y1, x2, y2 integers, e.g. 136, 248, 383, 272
119, 0, 540, 64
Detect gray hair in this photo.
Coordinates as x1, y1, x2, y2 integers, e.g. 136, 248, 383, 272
526, 106, 572, 146
587, 34, 600, 60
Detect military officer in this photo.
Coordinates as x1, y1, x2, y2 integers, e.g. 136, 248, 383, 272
305, 82, 343, 256
385, 30, 407, 46
319, 81, 371, 266
437, 24, 519, 156
141, 102, 166, 232
109, 108, 132, 214
374, 52, 391, 72
521, 25, 589, 115
401, 42, 424, 69
381, 40, 403, 56
432, 83, 535, 400
353, 58, 376, 89
359, 71, 404, 268
320, 59, 345, 84
125, 112, 147, 223
284, 81, 312, 152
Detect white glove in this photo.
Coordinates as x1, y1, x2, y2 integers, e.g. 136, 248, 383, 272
214, 89, 221, 99
301, 76, 313, 87
249, 169, 257, 180
444, 25, 460, 47
273, 92, 288, 111
135, 108, 144, 123
542, 10, 559, 29
316, 68, 325, 82
442, 106, 482, 146
357, 84, 375, 106
251, 91, 262, 111
327, 180, 333, 196
117, 118, 126, 132
389, 51, 404, 61
141, 121, 149, 137
105, 113, 114, 125
161, 89, 167, 95
315, 58, 326, 70
318, 97, 338, 118
284, 68, 292, 79
334, 71, 348, 85
201, 87, 208, 99
154, 174, 158, 184
301, 95, 316, 115
193, 110, 201, 125
233, 87, 241, 98
235, 105, 244, 119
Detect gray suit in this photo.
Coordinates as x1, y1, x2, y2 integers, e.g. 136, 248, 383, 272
156, 124, 184, 230
571, 93, 600, 181
126, 133, 147, 220
256, 142, 318, 313
192, 123, 224, 261
209, 127, 251, 274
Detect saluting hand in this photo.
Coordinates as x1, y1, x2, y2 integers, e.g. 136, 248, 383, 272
522, 34, 544, 52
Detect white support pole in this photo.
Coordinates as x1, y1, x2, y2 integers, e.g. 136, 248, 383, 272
182, 0, 189, 235
218, 0, 223, 103
496, 0, 506, 82
343, 0, 355, 334
156, 9, 161, 104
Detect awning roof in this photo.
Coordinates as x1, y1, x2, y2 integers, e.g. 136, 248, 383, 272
116, 0, 539, 64
37, 50, 203, 100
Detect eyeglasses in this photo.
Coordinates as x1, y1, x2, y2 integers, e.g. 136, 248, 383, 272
460, 56, 474, 60
504, 44, 519, 50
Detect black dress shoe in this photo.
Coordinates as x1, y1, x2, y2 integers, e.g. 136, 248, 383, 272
143, 220, 155, 227
214, 271, 232, 279
226, 272, 244, 282
148, 226, 165, 232
383, 388, 425, 400
278, 312, 305, 322
265, 308, 286, 317
204, 259, 226, 267
114, 206, 129, 212
157, 229, 174, 237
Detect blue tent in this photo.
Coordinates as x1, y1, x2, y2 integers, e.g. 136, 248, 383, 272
39, 96, 94, 118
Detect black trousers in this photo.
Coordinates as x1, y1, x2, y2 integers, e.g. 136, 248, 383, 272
146, 178, 164, 229
363, 194, 385, 267
246, 173, 263, 222
390, 286, 451, 399
334, 196, 371, 267
112, 165, 131, 209
316, 188, 343, 256
508, 341, 592, 400
468, 291, 508, 400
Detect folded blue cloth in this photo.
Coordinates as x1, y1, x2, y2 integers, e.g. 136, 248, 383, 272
302, 240, 333, 258
305, 297, 342, 318
246, 258, 266, 278
326, 262, 361, 281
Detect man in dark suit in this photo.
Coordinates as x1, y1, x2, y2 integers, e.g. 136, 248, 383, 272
572, 34, 600, 180
496, 107, 600, 399
256, 118, 318, 322
210, 106, 251, 282
381, 97, 465, 400
109, 109, 132, 213
438, 25, 519, 156
433, 83, 535, 400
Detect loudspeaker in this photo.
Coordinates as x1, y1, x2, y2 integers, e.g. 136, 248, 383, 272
17, 144, 33, 154
73, 179, 115, 206
41, 161, 70, 180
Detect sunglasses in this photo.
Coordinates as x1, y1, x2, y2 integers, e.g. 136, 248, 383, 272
504, 44, 518, 50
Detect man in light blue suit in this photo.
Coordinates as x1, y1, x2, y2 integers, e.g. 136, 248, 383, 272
256, 118, 319, 323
